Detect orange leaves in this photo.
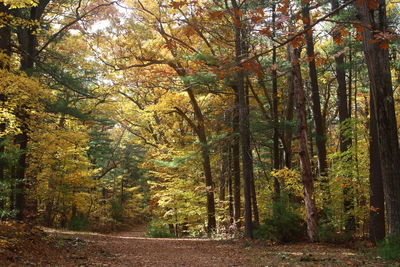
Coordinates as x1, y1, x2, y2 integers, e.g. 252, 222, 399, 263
242, 59, 263, 77
169, 1, 186, 9
332, 27, 349, 45
181, 25, 196, 36
315, 56, 328, 67
278, 0, 289, 15
251, 15, 264, 24
208, 11, 224, 19
379, 42, 389, 50
367, 0, 378, 9
369, 30, 398, 50
259, 27, 272, 37
231, 8, 243, 18
291, 35, 305, 48
209, 59, 263, 80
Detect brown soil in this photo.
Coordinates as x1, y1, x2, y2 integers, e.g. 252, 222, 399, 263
0, 223, 389, 266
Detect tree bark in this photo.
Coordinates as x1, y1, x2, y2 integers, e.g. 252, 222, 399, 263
355, 0, 400, 234
302, 2, 328, 178
290, 46, 318, 242
232, 99, 241, 226
232, 0, 252, 238
220, 145, 228, 201
186, 88, 217, 233
228, 147, 234, 222
369, 96, 386, 243
272, 2, 281, 198
284, 47, 295, 169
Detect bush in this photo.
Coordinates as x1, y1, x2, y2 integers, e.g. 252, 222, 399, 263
317, 223, 353, 243
110, 199, 125, 222
68, 214, 88, 231
146, 219, 175, 238
378, 233, 400, 261
255, 195, 305, 242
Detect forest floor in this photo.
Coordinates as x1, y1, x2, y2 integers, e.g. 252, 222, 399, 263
0, 222, 393, 266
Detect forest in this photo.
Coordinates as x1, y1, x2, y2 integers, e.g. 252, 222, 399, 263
0, 0, 400, 265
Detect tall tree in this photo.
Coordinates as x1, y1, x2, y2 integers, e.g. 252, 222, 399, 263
231, 0, 253, 238
356, 0, 400, 234
290, 45, 318, 242
301, 2, 328, 179
369, 95, 385, 243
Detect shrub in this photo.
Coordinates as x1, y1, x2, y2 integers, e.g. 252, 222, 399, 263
378, 233, 400, 261
145, 219, 175, 238
110, 199, 125, 222
317, 223, 353, 243
255, 195, 305, 242
68, 214, 88, 231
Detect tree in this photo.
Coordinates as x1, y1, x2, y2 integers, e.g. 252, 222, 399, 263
355, 0, 400, 234
290, 45, 318, 242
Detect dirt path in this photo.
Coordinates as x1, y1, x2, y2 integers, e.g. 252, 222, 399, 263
41, 227, 386, 267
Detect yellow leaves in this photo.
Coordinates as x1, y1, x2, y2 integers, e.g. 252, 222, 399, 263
0, 0, 37, 8
271, 167, 303, 197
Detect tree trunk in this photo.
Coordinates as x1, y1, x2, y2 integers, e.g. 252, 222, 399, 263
272, 2, 281, 198
290, 46, 318, 242
232, 0, 252, 238
369, 96, 386, 243
186, 89, 216, 233
250, 157, 259, 225
228, 147, 234, 223
232, 99, 241, 226
355, 0, 400, 234
302, 2, 328, 178
284, 47, 295, 169
220, 145, 228, 201
14, 131, 28, 220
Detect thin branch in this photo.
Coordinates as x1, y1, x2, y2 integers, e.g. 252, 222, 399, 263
248, 0, 357, 62
36, 1, 117, 56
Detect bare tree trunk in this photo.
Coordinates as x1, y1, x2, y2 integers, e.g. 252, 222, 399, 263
290, 46, 318, 242
369, 96, 386, 243
232, 97, 241, 226
272, 2, 281, 198
250, 158, 259, 225
232, 0, 252, 238
220, 145, 228, 201
187, 89, 216, 233
14, 131, 28, 220
228, 147, 234, 223
284, 47, 295, 169
355, 0, 400, 234
302, 2, 328, 178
